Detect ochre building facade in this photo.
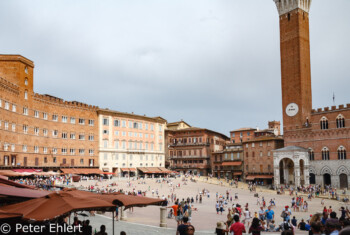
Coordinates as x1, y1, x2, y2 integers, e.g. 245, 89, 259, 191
0, 55, 99, 170
98, 109, 167, 176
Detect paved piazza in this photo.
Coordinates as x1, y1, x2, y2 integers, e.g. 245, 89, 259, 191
72, 177, 345, 233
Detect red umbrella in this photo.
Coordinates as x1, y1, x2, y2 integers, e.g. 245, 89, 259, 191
0, 210, 22, 220
62, 189, 165, 209
0, 191, 115, 221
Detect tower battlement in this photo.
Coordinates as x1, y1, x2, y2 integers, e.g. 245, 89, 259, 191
274, 0, 312, 16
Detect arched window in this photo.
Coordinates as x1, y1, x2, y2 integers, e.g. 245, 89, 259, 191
322, 147, 330, 160
336, 114, 345, 128
320, 117, 328, 130
24, 90, 28, 100
308, 148, 314, 161
338, 146, 347, 160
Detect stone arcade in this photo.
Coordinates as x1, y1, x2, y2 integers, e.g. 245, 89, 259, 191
273, 146, 309, 187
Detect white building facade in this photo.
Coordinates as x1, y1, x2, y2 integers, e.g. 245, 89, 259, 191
98, 109, 166, 176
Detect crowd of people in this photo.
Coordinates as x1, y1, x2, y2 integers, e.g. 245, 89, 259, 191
211, 190, 350, 235
10, 173, 350, 235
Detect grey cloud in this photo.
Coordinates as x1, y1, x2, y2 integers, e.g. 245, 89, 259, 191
0, 0, 349, 135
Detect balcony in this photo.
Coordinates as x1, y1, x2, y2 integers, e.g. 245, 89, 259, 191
169, 142, 210, 147
126, 149, 146, 154
170, 155, 210, 160
222, 159, 243, 162
173, 164, 209, 169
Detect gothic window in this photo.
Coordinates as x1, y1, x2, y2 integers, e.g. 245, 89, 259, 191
322, 147, 330, 160
338, 146, 347, 160
308, 148, 314, 161
336, 115, 345, 128
320, 117, 328, 130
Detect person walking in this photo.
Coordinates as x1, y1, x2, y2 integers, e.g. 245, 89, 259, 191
265, 206, 274, 227
229, 215, 246, 235
258, 206, 265, 221
243, 207, 252, 229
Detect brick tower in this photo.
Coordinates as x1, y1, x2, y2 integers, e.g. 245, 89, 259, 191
274, 0, 312, 132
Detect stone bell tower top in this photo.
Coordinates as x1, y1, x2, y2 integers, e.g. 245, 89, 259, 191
274, 0, 312, 16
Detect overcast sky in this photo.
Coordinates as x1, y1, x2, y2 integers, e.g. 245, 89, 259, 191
1, 0, 349, 136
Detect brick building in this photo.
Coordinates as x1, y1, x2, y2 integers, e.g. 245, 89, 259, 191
164, 120, 191, 167
273, 0, 350, 188
0, 55, 99, 170
230, 128, 256, 144
167, 126, 228, 176
225, 121, 283, 183
98, 109, 167, 176
243, 136, 284, 184
212, 143, 244, 180
230, 121, 280, 144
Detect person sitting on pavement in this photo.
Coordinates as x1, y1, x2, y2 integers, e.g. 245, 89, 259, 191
298, 219, 307, 230
215, 221, 229, 235
177, 216, 191, 235
96, 225, 107, 235
186, 225, 195, 235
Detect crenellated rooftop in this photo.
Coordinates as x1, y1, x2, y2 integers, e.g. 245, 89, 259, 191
273, 0, 312, 16
34, 93, 98, 110
311, 104, 350, 114
0, 76, 19, 94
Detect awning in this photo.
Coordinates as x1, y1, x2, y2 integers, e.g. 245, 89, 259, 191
222, 162, 242, 166
0, 170, 24, 177
80, 168, 104, 174
254, 175, 274, 179
0, 185, 50, 198
12, 169, 42, 173
121, 168, 129, 172
245, 175, 255, 180
102, 168, 109, 172
233, 172, 242, 176
129, 168, 137, 172
60, 168, 76, 174
137, 167, 172, 174
61, 168, 104, 175
138, 168, 149, 173
0, 177, 35, 189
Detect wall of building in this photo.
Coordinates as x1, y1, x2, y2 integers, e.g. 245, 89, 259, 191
168, 128, 228, 176
243, 138, 284, 176
0, 55, 99, 169
211, 144, 244, 179
230, 128, 256, 144
98, 110, 166, 174
283, 106, 350, 188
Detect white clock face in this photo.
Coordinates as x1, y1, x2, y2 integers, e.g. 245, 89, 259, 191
286, 103, 299, 117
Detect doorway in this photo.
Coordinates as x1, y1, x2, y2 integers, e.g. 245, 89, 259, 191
323, 174, 331, 186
